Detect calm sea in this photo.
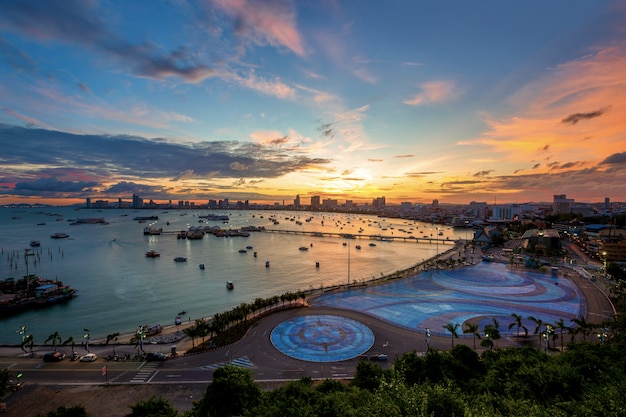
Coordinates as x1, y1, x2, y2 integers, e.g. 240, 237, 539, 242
0, 207, 462, 344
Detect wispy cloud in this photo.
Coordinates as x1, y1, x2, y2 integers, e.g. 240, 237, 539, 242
404, 80, 463, 106
561, 106, 611, 125
212, 0, 305, 57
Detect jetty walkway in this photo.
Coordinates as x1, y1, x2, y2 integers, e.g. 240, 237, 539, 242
160, 227, 457, 245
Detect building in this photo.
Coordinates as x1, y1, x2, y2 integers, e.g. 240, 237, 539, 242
553, 194, 575, 214
520, 228, 562, 256
311, 196, 321, 210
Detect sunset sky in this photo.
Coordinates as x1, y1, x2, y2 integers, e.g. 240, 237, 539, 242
1, 0, 625, 206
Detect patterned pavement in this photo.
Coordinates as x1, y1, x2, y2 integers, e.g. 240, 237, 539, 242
310, 262, 584, 337
270, 315, 375, 362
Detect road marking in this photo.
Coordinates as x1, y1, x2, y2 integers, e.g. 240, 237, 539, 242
201, 356, 255, 370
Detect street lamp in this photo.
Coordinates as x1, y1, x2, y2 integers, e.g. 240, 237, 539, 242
83, 329, 90, 352
17, 325, 26, 353
597, 327, 608, 344
425, 328, 431, 350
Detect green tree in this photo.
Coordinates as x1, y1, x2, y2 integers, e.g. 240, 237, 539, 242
0, 368, 12, 397
192, 365, 261, 417
553, 318, 568, 351
463, 322, 481, 350
126, 396, 178, 417
509, 313, 528, 339
443, 322, 460, 347
351, 359, 384, 390
528, 316, 544, 348
44, 331, 62, 351
40, 405, 90, 417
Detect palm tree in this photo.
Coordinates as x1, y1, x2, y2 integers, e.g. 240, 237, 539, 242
44, 331, 62, 351
106, 332, 120, 354
62, 336, 76, 355
443, 322, 460, 347
489, 318, 501, 348
571, 316, 592, 341
528, 316, 544, 348
509, 313, 528, 339
553, 318, 568, 351
183, 325, 199, 349
463, 322, 481, 350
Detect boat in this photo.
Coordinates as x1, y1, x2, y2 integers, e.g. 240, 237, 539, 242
133, 216, 159, 221
265, 260, 270, 267
29, 240, 40, 247
226, 280, 234, 290
50, 232, 69, 239
145, 250, 160, 257
199, 214, 230, 221
199, 263, 205, 270
175, 316, 182, 325
238, 249, 247, 253
369, 243, 376, 247
143, 227, 162, 235
298, 247, 309, 251
174, 256, 187, 262
355, 245, 362, 250
0, 274, 77, 317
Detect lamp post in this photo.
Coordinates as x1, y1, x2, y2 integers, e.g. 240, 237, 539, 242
17, 325, 26, 353
83, 329, 90, 352
602, 251, 607, 279
425, 328, 431, 350
597, 327, 608, 344
435, 227, 440, 269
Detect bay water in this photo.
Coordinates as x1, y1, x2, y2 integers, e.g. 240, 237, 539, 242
0, 207, 461, 345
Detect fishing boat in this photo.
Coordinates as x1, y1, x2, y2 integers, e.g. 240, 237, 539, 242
0, 274, 77, 317
145, 250, 160, 258
29, 240, 41, 247
174, 256, 187, 262
50, 232, 69, 239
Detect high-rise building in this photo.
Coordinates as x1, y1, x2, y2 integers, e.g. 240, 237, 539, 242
311, 196, 321, 210
553, 194, 574, 214
294, 194, 301, 208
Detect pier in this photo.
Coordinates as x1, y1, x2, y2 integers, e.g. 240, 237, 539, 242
156, 227, 456, 245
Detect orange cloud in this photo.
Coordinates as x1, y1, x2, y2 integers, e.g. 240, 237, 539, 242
213, 0, 305, 57
476, 46, 626, 170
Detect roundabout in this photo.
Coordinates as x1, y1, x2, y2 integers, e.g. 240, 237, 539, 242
270, 315, 375, 362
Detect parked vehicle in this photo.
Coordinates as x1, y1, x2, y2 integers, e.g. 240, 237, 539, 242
79, 353, 98, 362
145, 352, 168, 362
43, 351, 65, 362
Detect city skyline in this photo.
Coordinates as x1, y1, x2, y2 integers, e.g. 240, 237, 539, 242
1, 1, 625, 206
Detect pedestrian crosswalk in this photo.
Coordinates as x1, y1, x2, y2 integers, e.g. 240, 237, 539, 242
129, 362, 160, 383
201, 356, 255, 370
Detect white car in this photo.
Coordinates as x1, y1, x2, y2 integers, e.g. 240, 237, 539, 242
79, 353, 98, 362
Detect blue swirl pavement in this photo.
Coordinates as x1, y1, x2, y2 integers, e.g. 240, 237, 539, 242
311, 263, 584, 336
270, 315, 375, 362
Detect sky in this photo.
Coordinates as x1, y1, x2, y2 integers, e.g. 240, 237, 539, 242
1, 0, 625, 206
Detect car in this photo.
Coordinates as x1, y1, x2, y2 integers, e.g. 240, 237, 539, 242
43, 351, 66, 362
79, 353, 98, 362
145, 352, 168, 362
